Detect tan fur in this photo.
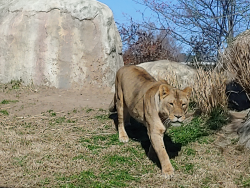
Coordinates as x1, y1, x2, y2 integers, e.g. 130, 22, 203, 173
109, 65, 192, 179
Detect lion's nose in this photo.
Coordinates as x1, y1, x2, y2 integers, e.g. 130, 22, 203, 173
175, 115, 182, 119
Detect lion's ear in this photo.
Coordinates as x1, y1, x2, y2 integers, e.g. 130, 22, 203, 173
182, 87, 192, 97
159, 84, 171, 100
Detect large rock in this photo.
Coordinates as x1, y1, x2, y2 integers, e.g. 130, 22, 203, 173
226, 81, 250, 111
0, 0, 123, 89
137, 60, 197, 89
237, 111, 250, 149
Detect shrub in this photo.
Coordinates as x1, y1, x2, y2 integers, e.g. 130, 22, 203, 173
222, 41, 250, 95
192, 68, 228, 114
119, 22, 182, 65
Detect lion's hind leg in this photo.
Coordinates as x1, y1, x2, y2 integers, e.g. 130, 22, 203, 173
116, 89, 129, 143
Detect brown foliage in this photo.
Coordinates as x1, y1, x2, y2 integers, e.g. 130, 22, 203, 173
123, 32, 180, 65
192, 69, 228, 114
154, 66, 227, 114
222, 41, 250, 95
119, 23, 181, 65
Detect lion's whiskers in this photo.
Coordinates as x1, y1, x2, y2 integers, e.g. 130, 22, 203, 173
159, 114, 170, 126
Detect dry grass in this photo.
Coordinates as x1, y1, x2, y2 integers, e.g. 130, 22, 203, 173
1, 106, 249, 188
192, 68, 228, 114
222, 41, 250, 95
0, 108, 109, 187
164, 66, 228, 114
163, 71, 184, 89
0, 83, 249, 188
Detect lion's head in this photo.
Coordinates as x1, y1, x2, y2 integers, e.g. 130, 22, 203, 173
158, 84, 192, 123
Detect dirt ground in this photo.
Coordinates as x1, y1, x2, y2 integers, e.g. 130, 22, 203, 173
0, 84, 114, 117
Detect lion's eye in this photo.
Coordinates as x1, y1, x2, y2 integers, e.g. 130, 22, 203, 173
169, 102, 173, 106
182, 104, 186, 107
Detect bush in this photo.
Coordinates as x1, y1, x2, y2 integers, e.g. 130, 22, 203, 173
119, 22, 182, 65
222, 41, 250, 95
192, 68, 228, 114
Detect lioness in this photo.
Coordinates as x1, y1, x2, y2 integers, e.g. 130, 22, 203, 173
109, 65, 192, 179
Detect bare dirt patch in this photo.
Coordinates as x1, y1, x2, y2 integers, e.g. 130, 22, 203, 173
0, 83, 250, 188
0, 83, 113, 117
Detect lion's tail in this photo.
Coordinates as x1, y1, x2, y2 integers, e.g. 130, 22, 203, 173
109, 95, 117, 112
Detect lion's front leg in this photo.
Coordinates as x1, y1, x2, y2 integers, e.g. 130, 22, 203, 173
116, 94, 129, 143
148, 125, 174, 179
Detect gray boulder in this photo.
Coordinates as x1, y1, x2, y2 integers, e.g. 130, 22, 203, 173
0, 0, 123, 89
137, 60, 197, 89
238, 110, 250, 149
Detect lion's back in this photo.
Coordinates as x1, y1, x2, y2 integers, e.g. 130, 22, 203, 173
114, 65, 157, 119
116, 65, 156, 83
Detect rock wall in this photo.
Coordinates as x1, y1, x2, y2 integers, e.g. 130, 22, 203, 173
0, 0, 123, 89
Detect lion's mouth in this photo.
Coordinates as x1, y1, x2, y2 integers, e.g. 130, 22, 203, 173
170, 116, 185, 123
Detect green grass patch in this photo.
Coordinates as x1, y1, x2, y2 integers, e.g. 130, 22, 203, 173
206, 107, 229, 130
198, 136, 215, 144
183, 163, 194, 174
39, 178, 50, 186
50, 112, 56, 117
170, 159, 179, 170
168, 116, 208, 146
58, 169, 140, 188
86, 108, 94, 113
235, 175, 250, 187
242, 178, 250, 187
94, 114, 109, 121
80, 134, 123, 151
47, 110, 56, 117
13, 156, 27, 167
55, 117, 66, 124
66, 119, 77, 123
48, 116, 66, 126
10, 80, 22, 89
168, 107, 229, 146
98, 108, 106, 112
1, 99, 19, 104
104, 154, 132, 167
123, 146, 145, 159
72, 154, 89, 161
202, 175, 213, 186
0, 110, 9, 116
100, 169, 139, 186
183, 147, 196, 156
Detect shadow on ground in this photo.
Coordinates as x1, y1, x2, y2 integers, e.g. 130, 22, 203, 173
109, 113, 182, 169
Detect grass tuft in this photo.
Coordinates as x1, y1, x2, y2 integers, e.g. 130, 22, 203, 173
206, 107, 229, 130
168, 116, 208, 146
0, 110, 9, 115
94, 114, 109, 121
168, 107, 229, 146
192, 68, 228, 114
1, 100, 19, 104
58, 169, 140, 188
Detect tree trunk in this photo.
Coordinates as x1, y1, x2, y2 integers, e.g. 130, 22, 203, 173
227, 0, 235, 44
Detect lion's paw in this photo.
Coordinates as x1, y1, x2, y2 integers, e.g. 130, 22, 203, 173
162, 168, 174, 180
119, 136, 129, 143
